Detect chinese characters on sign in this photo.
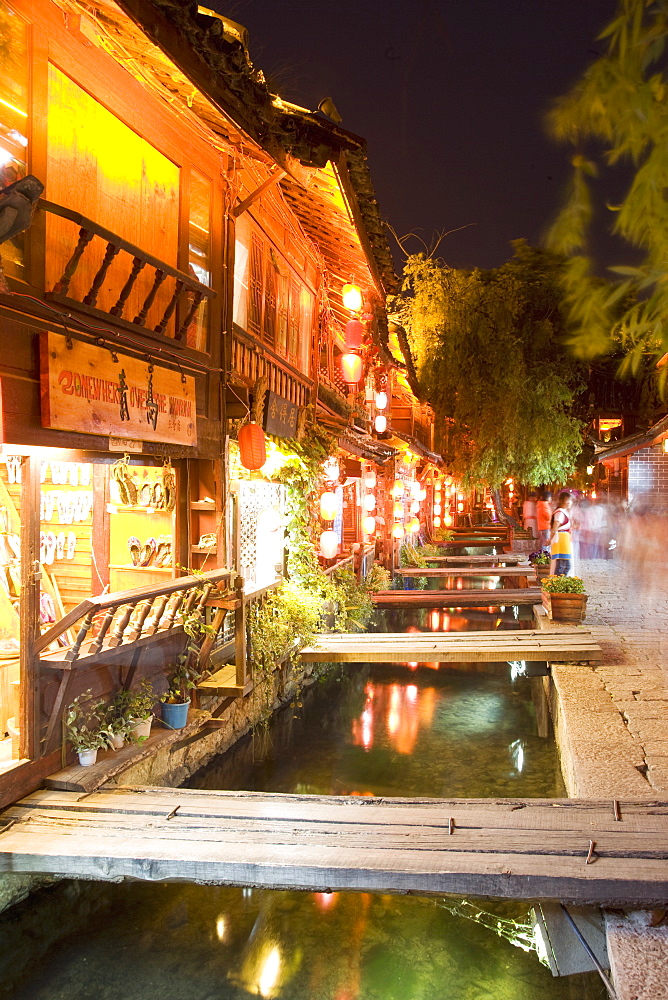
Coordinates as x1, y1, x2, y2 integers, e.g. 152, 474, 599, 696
263, 391, 299, 439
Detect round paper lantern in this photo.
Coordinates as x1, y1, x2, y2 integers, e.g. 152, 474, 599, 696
391, 480, 404, 498
410, 500, 420, 513
392, 523, 404, 539
444, 513, 453, 527
362, 515, 376, 535
364, 470, 376, 489
393, 500, 404, 519
433, 516, 441, 527
363, 493, 376, 512
374, 390, 387, 410
410, 481, 420, 498
374, 414, 387, 433
418, 488, 427, 501
457, 502, 464, 513
320, 491, 338, 521
342, 282, 363, 312
341, 352, 362, 384
238, 422, 266, 471
407, 517, 419, 533
323, 457, 339, 482
345, 318, 364, 349
320, 530, 339, 559
433, 503, 442, 515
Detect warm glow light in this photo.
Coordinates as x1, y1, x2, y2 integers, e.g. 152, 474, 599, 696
215, 916, 227, 942
258, 946, 282, 998
391, 480, 404, 498
410, 480, 421, 498
342, 282, 363, 312
393, 500, 404, 518
341, 352, 362, 384
587, 464, 595, 474
364, 492, 376, 512
320, 491, 338, 521
375, 390, 387, 410
433, 503, 442, 515
374, 414, 387, 433
392, 523, 404, 538
591, 489, 597, 499
407, 517, 419, 533
444, 513, 453, 526
320, 530, 339, 559
457, 493, 464, 502
430, 610, 440, 630
364, 470, 376, 489
418, 488, 427, 501
410, 500, 420, 513
363, 515, 376, 534
433, 516, 441, 527
457, 502, 464, 512
323, 457, 339, 482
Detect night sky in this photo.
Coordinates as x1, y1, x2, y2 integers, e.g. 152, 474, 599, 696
211, 0, 616, 271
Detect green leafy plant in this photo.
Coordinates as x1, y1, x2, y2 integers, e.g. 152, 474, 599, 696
432, 526, 454, 542
162, 591, 217, 703
65, 691, 107, 753
540, 575, 586, 594
111, 678, 156, 723
532, 552, 550, 566
364, 562, 391, 592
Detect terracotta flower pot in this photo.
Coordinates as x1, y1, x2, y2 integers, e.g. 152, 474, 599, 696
541, 591, 588, 623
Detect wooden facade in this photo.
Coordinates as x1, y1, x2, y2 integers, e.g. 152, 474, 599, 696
0, 0, 416, 804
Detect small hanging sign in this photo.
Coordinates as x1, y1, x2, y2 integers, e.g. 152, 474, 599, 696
263, 391, 299, 439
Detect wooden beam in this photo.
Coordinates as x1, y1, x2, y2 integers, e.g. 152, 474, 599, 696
371, 589, 541, 607
233, 169, 287, 218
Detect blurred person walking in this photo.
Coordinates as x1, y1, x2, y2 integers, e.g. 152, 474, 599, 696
550, 491, 575, 576
522, 492, 538, 539
536, 491, 553, 548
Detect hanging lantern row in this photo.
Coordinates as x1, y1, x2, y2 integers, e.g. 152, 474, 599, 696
342, 351, 362, 385
319, 529, 338, 559
319, 491, 338, 522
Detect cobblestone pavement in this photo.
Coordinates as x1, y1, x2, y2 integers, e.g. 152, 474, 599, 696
544, 556, 667, 797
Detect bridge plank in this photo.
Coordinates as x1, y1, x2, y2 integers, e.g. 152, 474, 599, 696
1, 789, 666, 904
372, 589, 542, 607
397, 567, 535, 577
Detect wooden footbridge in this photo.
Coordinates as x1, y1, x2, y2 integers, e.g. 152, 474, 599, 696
1, 788, 666, 905
372, 589, 542, 607
300, 628, 602, 664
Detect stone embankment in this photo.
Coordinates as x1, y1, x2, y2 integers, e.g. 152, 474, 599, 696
538, 556, 668, 1000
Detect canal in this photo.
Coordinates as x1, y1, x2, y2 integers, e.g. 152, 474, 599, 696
0, 600, 606, 999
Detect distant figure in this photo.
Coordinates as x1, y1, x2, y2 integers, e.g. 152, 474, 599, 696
549, 491, 575, 576
522, 492, 538, 538
536, 490, 553, 548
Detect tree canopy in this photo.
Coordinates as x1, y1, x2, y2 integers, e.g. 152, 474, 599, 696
546, 0, 668, 383
393, 241, 584, 488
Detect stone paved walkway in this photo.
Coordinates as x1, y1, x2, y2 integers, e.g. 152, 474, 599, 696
546, 557, 668, 798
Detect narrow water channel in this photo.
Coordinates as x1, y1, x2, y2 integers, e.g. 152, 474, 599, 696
0, 606, 605, 1000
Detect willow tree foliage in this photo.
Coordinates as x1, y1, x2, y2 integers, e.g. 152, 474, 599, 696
547, 0, 668, 380
394, 242, 584, 488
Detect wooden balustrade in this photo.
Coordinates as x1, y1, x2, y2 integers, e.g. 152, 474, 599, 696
230, 330, 311, 407
40, 199, 215, 343
38, 569, 233, 754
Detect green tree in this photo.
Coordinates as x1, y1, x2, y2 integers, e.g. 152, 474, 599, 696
393, 241, 584, 488
547, 0, 668, 382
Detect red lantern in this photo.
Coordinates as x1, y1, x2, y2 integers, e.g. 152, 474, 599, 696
238, 422, 266, 470
341, 352, 362, 384
344, 319, 364, 349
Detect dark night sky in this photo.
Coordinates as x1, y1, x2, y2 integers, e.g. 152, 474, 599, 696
211, 0, 616, 271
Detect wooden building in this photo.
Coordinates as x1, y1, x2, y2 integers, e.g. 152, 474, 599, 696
0, 0, 421, 804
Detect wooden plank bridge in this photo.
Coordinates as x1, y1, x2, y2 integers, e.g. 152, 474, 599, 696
0, 788, 666, 905
300, 628, 602, 664
371, 589, 542, 607
397, 566, 535, 579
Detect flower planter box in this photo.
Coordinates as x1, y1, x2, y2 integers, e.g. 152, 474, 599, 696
541, 591, 588, 623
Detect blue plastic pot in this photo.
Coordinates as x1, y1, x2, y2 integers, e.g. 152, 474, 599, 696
161, 699, 190, 730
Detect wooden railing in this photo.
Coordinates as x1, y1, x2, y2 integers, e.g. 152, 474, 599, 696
38, 568, 233, 753
40, 199, 215, 343
231, 329, 311, 407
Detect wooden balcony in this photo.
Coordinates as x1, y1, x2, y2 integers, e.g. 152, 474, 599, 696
230, 327, 312, 407
39, 199, 215, 347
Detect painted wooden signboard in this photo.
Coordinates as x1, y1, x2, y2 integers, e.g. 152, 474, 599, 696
40, 332, 197, 447
263, 390, 298, 439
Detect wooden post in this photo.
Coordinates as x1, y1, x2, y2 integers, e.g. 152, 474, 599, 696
20, 455, 42, 761
234, 575, 247, 687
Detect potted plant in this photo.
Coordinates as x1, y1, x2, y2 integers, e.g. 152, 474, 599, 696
160, 659, 197, 730
111, 679, 156, 741
65, 691, 107, 766
540, 575, 588, 623
530, 550, 550, 581
99, 708, 132, 751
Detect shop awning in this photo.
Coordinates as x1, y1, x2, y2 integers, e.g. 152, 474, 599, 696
387, 431, 443, 466
594, 412, 668, 462
338, 431, 397, 464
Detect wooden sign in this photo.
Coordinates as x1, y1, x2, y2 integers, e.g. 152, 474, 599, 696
263, 391, 298, 439
40, 333, 197, 447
